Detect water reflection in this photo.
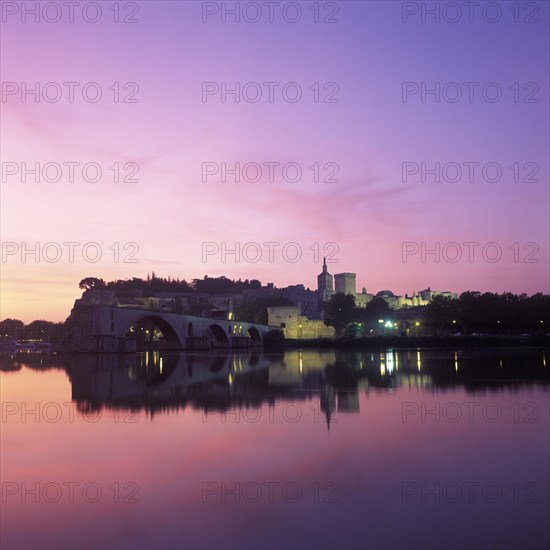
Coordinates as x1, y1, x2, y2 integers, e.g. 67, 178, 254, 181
1, 347, 549, 550
2, 347, 548, 423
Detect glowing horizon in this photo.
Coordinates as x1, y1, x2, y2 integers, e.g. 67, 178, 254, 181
1, 1, 549, 323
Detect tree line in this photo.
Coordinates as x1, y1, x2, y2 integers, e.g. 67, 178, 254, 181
322, 291, 550, 336
78, 273, 262, 294
424, 291, 550, 334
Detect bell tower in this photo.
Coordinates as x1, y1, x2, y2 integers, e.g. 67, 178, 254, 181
317, 257, 334, 303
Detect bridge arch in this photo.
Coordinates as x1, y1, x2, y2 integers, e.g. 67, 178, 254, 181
125, 314, 183, 349
247, 326, 263, 345
208, 323, 230, 346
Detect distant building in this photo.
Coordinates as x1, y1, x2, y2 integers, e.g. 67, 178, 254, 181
315, 261, 457, 312
334, 272, 356, 295
279, 285, 318, 316
320, 269, 374, 308
354, 287, 373, 308
267, 305, 335, 339
317, 257, 333, 303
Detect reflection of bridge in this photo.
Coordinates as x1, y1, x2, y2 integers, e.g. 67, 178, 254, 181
65, 305, 272, 352
67, 350, 274, 408
63, 349, 348, 427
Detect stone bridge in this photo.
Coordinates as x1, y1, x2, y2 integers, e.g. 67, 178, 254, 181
65, 305, 273, 352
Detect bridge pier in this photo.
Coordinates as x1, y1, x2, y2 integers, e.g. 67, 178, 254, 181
231, 336, 251, 348
185, 337, 210, 350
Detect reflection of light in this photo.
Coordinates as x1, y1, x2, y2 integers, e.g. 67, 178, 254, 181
454, 351, 458, 372
386, 349, 394, 374
395, 352, 399, 371
299, 352, 303, 373
543, 351, 546, 368
417, 350, 421, 371
499, 359, 503, 368
380, 363, 385, 376
228, 373, 233, 385
160, 356, 163, 374
145, 351, 149, 371
360, 360, 363, 370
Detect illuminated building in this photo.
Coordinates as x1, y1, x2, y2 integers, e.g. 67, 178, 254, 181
267, 306, 335, 339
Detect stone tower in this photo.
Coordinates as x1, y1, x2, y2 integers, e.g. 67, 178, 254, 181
334, 272, 356, 295
317, 257, 334, 303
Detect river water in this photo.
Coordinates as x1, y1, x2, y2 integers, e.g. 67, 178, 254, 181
1, 347, 549, 550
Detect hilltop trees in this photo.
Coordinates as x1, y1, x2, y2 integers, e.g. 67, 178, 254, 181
78, 277, 106, 290
78, 274, 262, 294
192, 276, 261, 294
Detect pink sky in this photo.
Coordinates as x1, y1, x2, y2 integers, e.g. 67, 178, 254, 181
1, 1, 548, 322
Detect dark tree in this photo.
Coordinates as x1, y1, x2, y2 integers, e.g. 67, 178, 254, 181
78, 277, 106, 290
358, 296, 393, 330
425, 295, 457, 335
323, 293, 357, 333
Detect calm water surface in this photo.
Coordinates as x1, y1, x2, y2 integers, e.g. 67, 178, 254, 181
1, 347, 549, 550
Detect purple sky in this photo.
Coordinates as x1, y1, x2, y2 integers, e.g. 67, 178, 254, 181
1, 1, 549, 322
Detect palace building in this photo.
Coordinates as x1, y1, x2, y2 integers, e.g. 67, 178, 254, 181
316, 262, 457, 310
